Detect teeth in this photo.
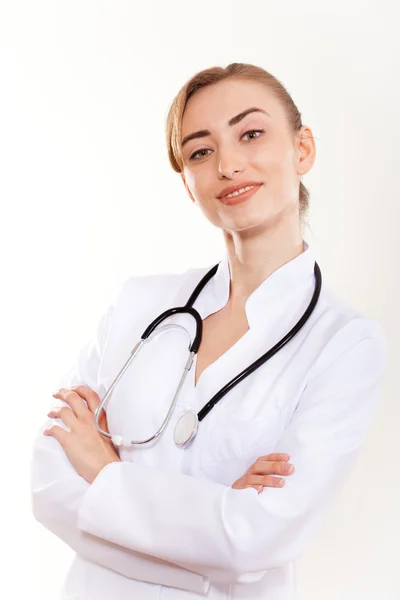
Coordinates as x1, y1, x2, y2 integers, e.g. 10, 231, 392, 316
225, 185, 255, 199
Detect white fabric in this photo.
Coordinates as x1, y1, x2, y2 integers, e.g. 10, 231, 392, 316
30, 241, 388, 599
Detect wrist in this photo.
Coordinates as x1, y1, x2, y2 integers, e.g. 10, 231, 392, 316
89, 457, 121, 485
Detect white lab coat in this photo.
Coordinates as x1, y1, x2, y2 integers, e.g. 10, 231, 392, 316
30, 241, 387, 599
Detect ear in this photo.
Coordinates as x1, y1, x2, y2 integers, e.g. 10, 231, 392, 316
296, 126, 316, 177
180, 172, 196, 205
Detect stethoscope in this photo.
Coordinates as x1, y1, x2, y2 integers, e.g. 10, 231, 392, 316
95, 260, 322, 448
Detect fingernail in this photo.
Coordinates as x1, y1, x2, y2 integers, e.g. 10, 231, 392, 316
280, 478, 285, 485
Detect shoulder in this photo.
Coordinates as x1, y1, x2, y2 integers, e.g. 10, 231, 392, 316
99, 264, 216, 365
308, 281, 388, 380
112, 264, 214, 313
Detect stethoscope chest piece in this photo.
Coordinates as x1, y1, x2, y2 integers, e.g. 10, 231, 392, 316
174, 410, 199, 446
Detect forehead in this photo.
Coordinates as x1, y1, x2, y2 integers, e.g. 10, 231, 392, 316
181, 78, 285, 135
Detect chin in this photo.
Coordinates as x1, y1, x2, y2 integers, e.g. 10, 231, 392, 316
217, 219, 268, 236
220, 207, 277, 233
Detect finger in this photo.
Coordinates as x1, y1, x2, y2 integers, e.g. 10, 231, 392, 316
71, 385, 101, 414
43, 424, 70, 447
244, 474, 286, 488
71, 385, 110, 433
71, 385, 113, 437
258, 453, 290, 462
252, 459, 295, 476
47, 406, 78, 429
52, 388, 90, 419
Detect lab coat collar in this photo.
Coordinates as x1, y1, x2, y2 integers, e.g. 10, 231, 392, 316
199, 240, 316, 328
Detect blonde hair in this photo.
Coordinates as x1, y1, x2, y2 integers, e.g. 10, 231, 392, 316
165, 62, 310, 221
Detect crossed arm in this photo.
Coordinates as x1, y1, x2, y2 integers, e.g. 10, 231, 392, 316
30, 302, 387, 592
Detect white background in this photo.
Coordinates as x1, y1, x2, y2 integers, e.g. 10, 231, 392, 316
0, 1, 398, 598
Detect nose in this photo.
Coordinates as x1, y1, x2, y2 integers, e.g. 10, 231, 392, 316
217, 147, 246, 179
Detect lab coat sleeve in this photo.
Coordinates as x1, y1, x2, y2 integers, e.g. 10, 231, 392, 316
30, 290, 210, 595
76, 317, 388, 585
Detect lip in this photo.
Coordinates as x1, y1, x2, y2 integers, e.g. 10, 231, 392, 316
217, 181, 263, 199
218, 183, 263, 206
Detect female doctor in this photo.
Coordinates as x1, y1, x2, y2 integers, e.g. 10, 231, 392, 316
30, 62, 387, 600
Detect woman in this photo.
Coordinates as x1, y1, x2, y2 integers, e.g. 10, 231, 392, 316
30, 62, 387, 600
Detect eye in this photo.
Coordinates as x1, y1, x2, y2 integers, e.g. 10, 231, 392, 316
189, 129, 265, 161
241, 128, 266, 141
189, 148, 212, 162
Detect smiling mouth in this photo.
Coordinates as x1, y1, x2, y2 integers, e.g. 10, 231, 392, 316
218, 184, 263, 206
223, 185, 257, 199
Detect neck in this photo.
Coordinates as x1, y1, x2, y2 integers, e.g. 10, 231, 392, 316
222, 216, 304, 309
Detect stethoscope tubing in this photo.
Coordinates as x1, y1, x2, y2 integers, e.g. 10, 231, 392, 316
94, 260, 321, 446
198, 262, 321, 421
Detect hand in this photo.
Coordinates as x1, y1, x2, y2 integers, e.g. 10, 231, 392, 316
44, 385, 121, 484
232, 453, 295, 494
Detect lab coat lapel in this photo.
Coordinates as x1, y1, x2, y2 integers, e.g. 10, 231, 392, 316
189, 241, 316, 404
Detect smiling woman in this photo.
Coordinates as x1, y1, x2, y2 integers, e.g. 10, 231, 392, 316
30, 62, 387, 600
166, 63, 312, 231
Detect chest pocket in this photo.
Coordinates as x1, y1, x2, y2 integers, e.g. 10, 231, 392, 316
198, 389, 289, 486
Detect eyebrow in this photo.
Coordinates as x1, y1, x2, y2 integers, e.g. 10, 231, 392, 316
181, 107, 271, 148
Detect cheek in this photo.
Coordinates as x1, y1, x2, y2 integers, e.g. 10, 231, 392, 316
253, 145, 297, 186
183, 168, 212, 205
183, 170, 196, 196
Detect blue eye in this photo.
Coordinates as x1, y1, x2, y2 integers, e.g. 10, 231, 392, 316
242, 128, 265, 141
